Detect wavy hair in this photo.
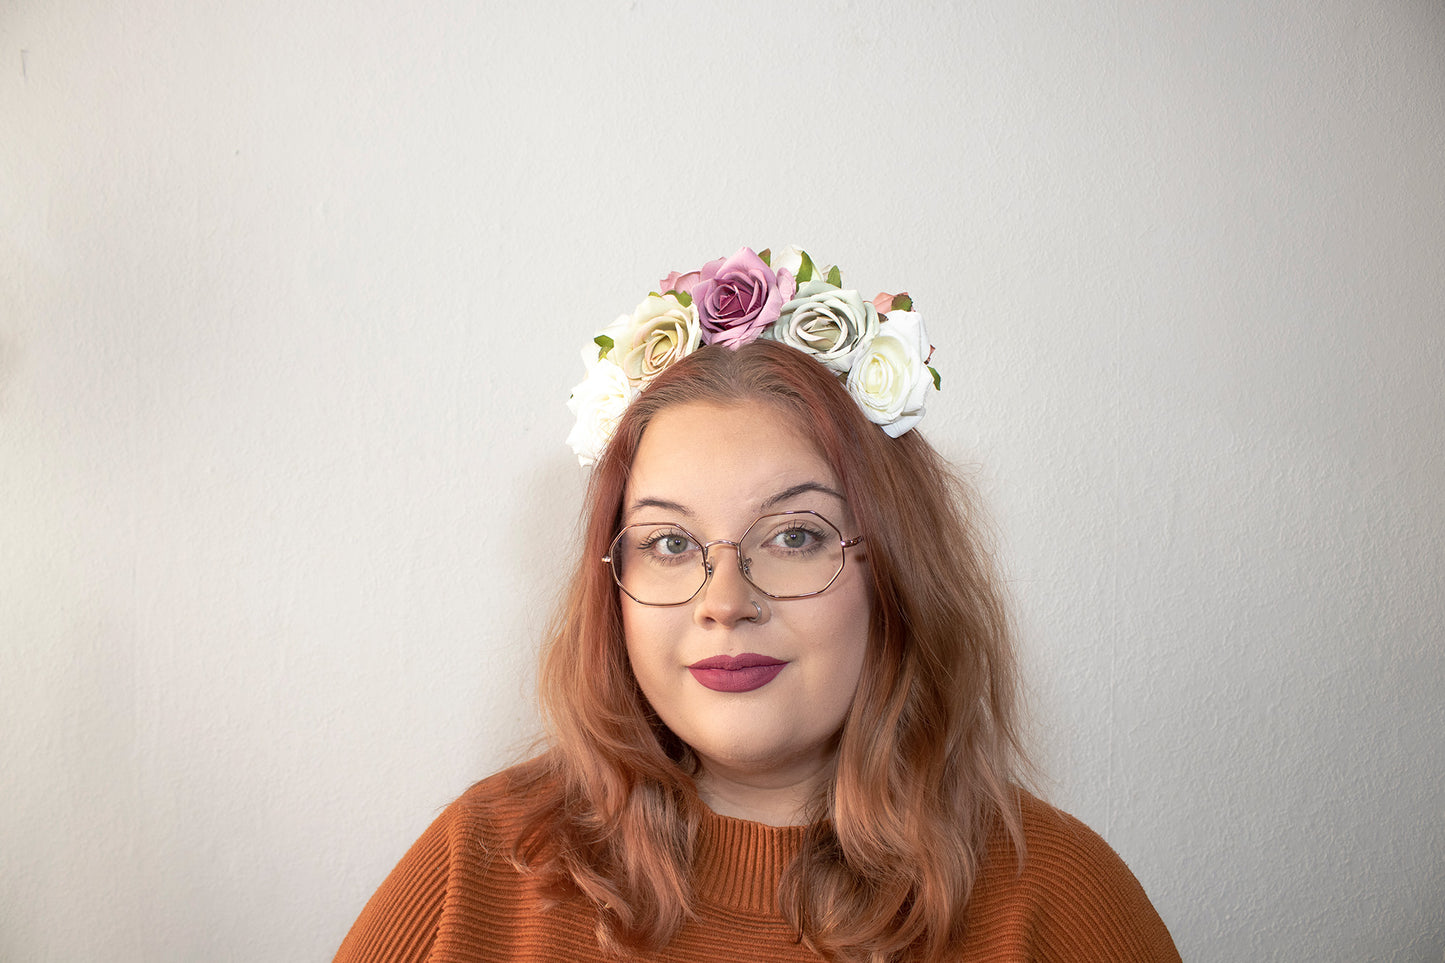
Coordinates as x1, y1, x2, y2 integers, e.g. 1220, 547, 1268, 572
510, 339, 1026, 962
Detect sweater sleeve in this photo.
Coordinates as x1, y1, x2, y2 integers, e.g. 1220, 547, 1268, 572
333, 805, 455, 963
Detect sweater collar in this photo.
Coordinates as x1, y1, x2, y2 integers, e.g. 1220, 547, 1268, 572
691, 806, 809, 915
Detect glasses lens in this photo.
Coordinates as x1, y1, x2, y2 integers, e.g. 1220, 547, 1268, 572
739, 512, 845, 598
609, 524, 706, 605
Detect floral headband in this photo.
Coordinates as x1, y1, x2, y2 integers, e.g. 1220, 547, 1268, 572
566, 245, 940, 466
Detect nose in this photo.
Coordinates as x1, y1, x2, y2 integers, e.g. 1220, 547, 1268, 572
693, 541, 759, 627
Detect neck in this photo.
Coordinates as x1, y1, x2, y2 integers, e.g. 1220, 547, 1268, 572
694, 757, 833, 826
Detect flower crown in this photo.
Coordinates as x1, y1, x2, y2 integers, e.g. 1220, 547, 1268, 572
566, 245, 940, 466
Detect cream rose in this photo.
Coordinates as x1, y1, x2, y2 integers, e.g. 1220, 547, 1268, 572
769, 244, 836, 286
610, 294, 700, 383
768, 280, 880, 373
565, 351, 635, 467
845, 311, 934, 437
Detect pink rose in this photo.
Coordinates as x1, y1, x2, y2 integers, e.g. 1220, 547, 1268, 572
658, 269, 703, 296
691, 247, 797, 348
871, 291, 912, 313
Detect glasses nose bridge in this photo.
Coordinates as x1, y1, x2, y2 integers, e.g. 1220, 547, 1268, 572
699, 537, 751, 581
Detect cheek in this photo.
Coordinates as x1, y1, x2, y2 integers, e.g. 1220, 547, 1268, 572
838, 613, 871, 688
620, 603, 671, 684
620, 604, 644, 668
832, 579, 873, 687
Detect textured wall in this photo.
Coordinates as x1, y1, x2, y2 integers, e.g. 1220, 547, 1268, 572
2, 1, 1442, 960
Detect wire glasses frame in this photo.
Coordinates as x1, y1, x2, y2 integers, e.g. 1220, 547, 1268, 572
602, 510, 866, 606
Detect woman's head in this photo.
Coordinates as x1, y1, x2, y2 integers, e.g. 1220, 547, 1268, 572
541, 340, 1019, 811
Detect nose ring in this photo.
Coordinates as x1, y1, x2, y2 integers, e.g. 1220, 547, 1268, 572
745, 601, 762, 622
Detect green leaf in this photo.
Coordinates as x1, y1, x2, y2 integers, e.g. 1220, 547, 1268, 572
594, 334, 615, 360
674, 290, 692, 308
893, 293, 913, 312
797, 251, 816, 283
758, 248, 771, 266
825, 265, 842, 287
929, 365, 942, 391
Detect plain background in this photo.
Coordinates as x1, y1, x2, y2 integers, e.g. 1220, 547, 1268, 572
3, 1, 1442, 960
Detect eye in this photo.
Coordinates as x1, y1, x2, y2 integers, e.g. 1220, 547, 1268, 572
777, 528, 811, 550
656, 533, 693, 556
765, 523, 829, 555
634, 527, 701, 564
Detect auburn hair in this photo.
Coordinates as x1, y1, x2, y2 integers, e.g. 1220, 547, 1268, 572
510, 339, 1027, 962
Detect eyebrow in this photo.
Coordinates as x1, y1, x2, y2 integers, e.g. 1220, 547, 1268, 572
760, 481, 847, 511
624, 481, 846, 520
626, 496, 694, 517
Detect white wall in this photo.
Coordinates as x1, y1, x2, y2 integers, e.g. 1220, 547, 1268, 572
3, 1, 1442, 960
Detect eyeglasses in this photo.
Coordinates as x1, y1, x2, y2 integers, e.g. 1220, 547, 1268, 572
603, 510, 865, 606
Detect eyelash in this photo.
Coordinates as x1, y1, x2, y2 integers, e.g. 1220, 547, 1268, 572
635, 529, 695, 553
765, 524, 828, 550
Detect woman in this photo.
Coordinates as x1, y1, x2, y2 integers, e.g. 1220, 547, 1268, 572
335, 248, 1180, 962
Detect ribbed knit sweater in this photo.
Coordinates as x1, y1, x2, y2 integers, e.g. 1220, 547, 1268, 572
335, 771, 1180, 962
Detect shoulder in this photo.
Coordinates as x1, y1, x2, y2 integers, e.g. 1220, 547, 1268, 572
1013, 790, 1144, 889
963, 790, 1182, 962
453, 761, 543, 825
332, 760, 553, 963
416, 757, 566, 870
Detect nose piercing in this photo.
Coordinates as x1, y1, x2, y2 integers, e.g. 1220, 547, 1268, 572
745, 601, 762, 622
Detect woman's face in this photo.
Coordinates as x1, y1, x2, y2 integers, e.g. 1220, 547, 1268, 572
620, 401, 871, 815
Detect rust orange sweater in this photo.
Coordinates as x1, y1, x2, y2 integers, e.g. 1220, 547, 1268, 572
335, 771, 1180, 962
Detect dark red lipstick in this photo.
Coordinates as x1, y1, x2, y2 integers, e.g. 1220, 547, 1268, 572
687, 653, 788, 693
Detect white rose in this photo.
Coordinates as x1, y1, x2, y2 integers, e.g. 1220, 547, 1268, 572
845, 311, 934, 437
565, 351, 635, 466
767, 280, 880, 373
612, 294, 700, 383
769, 244, 835, 286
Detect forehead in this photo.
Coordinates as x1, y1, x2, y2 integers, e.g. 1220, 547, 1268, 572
623, 401, 845, 522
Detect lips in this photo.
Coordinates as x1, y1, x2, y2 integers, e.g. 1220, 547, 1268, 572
687, 653, 788, 693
